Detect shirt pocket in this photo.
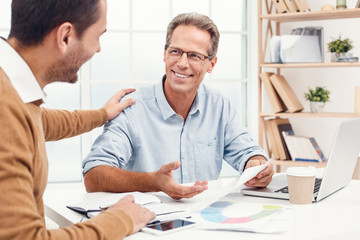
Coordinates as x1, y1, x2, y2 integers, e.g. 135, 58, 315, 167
193, 138, 221, 181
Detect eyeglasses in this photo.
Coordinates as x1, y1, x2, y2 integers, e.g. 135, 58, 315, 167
165, 45, 214, 64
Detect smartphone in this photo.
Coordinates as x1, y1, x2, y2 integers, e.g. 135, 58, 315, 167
141, 219, 198, 235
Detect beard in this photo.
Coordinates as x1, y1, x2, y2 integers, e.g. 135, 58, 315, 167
44, 43, 90, 84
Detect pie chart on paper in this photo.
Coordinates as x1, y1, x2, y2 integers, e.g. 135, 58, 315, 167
200, 201, 284, 224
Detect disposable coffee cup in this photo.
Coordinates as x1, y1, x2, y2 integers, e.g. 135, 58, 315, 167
286, 167, 316, 205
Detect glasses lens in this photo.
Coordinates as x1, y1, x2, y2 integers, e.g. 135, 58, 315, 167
168, 48, 182, 58
166, 47, 210, 63
188, 52, 205, 61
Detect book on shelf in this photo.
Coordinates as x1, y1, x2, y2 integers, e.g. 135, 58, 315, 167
277, 122, 293, 160
265, 118, 292, 160
282, 131, 327, 162
270, 118, 292, 160
259, 72, 287, 113
309, 137, 327, 162
264, 118, 279, 159
269, 74, 304, 113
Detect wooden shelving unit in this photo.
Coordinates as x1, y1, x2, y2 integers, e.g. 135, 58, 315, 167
261, 62, 360, 68
271, 160, 327, 168
258, 0, 360, 172
260, 112, 360, 118
260, 8, 360, 22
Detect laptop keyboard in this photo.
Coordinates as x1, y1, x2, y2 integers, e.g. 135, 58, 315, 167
275, 178, 323, 194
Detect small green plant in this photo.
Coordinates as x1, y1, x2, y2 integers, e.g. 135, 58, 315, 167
327, 36, 353, 53
304, 86, 331, 102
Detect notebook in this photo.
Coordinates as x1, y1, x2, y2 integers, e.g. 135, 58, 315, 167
241, 119, 360, 202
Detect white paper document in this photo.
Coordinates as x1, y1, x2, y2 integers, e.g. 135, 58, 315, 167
67, 191, 188, 220
194, 201, 292, 233
67, 191, 161, 213
186, 161, 270, 212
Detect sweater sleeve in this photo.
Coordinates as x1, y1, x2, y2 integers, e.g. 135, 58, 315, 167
0, 74, 133, 240
42, 108, 108, 141
47, 209, 133, 239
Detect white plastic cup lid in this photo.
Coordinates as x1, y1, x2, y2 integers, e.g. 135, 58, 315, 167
286, 166, 316, 177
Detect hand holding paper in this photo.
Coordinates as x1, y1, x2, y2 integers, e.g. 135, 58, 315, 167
187, 161, 271, 212
232, 161, 271, 190
243, 157, 273, 187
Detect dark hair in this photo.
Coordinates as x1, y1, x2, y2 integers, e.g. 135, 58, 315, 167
8, 0, 101, 46
165, 12, 220, 57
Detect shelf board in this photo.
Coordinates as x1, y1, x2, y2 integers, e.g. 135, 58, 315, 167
272, 160, 327, 168
260, 8, 360, 22
260, 112, 360, 118
261, 62, 360, 68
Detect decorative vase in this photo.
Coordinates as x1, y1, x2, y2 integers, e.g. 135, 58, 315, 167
310, 101, 326, 113
331, 52, 348, 62
331, 52, 338, 62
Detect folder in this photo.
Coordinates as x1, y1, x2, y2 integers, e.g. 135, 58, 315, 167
269, 74, 304, 113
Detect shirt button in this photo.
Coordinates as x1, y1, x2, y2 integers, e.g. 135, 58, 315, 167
208, 142, 212, 146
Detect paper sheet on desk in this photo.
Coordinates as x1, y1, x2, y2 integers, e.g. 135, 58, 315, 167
67, 191, 189, 221
186, 162, 270, 212
193, 201, 293, 233
88, 202, 189, 221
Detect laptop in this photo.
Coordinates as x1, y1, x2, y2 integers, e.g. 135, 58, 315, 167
242, 119, 360, 202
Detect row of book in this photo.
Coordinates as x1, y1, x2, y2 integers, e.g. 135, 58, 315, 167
272, 0, 310, 14
265, 118, 327, 162
260, 72, 304, 113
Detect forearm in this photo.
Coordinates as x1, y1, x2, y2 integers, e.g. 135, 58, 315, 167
84, 165, 160, 193
42, 108, 107, 141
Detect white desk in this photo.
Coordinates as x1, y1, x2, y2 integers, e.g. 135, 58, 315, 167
44, 178, 360, 240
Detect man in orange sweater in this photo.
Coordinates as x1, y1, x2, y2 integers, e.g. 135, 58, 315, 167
0, 0, 158, 239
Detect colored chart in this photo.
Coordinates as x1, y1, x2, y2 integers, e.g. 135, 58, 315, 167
200, 201, 284, 224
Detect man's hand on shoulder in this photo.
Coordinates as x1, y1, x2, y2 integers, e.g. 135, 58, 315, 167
244, 156, 273, 187
103, 88, 136, 121
154, 161, 208, 200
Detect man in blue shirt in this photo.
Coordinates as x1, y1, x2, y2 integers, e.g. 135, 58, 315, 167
83, 13, 273, 199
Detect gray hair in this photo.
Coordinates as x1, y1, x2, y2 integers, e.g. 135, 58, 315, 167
165, 12, 220, 57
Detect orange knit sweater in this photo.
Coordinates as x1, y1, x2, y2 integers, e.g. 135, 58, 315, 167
0, 68, 133, 240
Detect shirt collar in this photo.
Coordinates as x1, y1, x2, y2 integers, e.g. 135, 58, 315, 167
0, 37, 45, 103
155, 75, 201, 120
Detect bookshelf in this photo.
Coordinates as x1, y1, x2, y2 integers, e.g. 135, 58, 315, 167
257, 0, 360, 172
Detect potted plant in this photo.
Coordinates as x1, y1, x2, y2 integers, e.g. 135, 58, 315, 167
327, 36, 353, 62
304, 86, 331, 113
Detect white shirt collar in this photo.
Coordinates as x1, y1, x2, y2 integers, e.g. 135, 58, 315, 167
0, 38, 45, 103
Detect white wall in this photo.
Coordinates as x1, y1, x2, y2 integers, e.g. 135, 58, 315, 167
0, 0, 253, 180
263, 0, 360, 158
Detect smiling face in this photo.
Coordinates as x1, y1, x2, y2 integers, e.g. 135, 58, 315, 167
163, 24, 217, 99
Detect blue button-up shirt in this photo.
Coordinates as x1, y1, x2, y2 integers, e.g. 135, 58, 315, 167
82, 78, 268, 183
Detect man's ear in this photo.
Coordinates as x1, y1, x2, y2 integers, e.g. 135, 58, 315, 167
56, 22, 75, 54
163, 48, 167, 63
207, 56, 217, 73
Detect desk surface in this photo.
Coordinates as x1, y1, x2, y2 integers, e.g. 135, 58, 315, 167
44, 177, 360, 240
